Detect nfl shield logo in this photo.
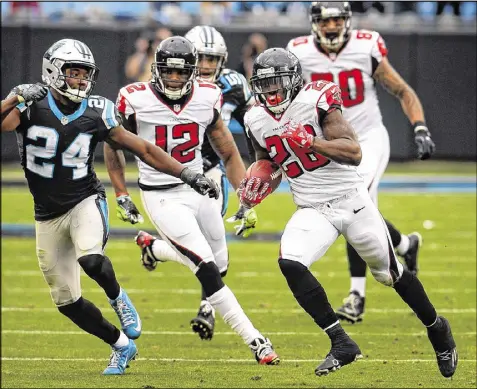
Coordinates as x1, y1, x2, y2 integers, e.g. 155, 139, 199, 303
61, 116, 69, 125
173, 104, 181, 113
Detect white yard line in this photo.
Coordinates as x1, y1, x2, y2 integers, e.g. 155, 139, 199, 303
2, 329, 475, 337
1, 356, 476, 363
2, 307, 476, 314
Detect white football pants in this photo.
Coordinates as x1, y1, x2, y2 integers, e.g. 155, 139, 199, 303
280, 186, 404, 286
140, 185, 228, 274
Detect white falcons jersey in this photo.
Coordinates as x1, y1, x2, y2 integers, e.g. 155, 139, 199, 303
244, 81, 363, 206
117, 80, 222, 187
287, 30, 388, 140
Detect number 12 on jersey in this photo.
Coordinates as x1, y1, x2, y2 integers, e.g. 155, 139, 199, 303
155, 123, 200, 163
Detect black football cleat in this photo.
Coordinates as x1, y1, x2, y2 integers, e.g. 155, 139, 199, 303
402, 232, 422, 275
336, 291, 365, 324
427, 316, 458, 378
315, 338, 363, 376
190, 301, 215, 340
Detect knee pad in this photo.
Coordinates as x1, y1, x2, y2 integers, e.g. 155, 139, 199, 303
196, 261, 225, 297
278, 258, 314, 296
78, 254, 107, 278
58, 297, 84, 318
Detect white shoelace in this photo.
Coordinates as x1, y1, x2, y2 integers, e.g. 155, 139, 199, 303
107, 349, 121, 368
114, 298, 135, 327
436, 350, 453, 361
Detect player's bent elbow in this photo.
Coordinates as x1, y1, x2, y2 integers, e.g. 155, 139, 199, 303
352, 149, 362, 166
346, 144, 361, 166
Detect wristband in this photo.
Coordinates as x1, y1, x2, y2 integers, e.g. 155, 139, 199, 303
412, 121, 428, 134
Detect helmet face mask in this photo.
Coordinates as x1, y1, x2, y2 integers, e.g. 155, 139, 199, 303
42, 39, 99, 103
185, 26, 228, 83
250, 48, 303, 114
310, 2, 352, 51
152, 36, 198, 100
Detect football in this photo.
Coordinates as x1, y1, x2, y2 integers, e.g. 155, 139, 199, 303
245, 159, 283, 198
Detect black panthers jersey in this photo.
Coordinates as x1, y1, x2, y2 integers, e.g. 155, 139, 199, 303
202, 68, 254, 171
15, 91, 120, 221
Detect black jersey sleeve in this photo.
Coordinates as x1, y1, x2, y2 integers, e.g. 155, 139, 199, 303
89, 96, 122, 141
217, 69, 253, 127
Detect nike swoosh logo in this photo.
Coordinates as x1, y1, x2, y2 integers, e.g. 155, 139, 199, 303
134, 316, 141, 332
353, 206, 365, 214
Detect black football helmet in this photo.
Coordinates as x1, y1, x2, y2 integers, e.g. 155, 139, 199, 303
250, 48, 303, 114
151, 36, 198, 100
309, 2, 352, 50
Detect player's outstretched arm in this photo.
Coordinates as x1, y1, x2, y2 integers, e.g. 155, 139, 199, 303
104, 142, 144, 224
104, 142, 129, 196
1, 96, 21, 131
106, 126, 219, 198
206, 116, 246, 190
107, 125, 186, 178
373, 57, 435, 160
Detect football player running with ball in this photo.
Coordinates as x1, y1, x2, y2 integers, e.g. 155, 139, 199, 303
287, 1, 436, 323
237, 47, 456, 378
1, 39, 219, 375
104, 36, 279, 365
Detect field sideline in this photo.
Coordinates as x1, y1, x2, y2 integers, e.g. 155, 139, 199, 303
1, 161, 476, 388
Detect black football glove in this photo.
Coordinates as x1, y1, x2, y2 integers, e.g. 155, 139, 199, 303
116, 195, 144, 224
413, 123, 435, 160
11, 83, 48, 104
180, 167, 220, 199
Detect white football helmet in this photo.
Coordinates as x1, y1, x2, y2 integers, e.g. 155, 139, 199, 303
42, 39, 99, 103
185, 25, 228, 83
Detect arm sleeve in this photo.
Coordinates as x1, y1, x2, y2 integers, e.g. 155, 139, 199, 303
101, 98, 121, 130
97, 98, 121, 141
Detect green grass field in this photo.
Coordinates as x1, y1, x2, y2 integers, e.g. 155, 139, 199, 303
1, 163, 476, 388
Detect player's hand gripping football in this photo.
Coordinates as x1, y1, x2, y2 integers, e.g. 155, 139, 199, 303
116, 194, 144, 224
237, 176, 270, 207
280, 122, 314, 148
11, 83, 48, 104
226, 203, 258, 238
180, 167, 220, 199
413, 123, 435, 160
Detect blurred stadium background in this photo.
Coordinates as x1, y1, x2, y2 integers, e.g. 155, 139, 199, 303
1, 1, 476, 388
